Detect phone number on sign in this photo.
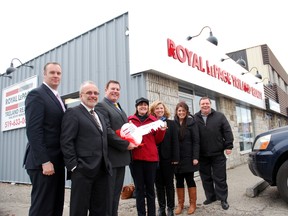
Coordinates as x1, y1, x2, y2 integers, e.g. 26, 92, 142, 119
5, 117, 26, 128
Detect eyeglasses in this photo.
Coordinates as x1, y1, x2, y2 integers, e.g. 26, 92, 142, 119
83, 91, 100, 96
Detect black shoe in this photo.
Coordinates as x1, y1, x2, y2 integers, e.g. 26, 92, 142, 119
167, 208, 174, 216
221, 201, 229, 210
157, 207, 166, 216
203, 198, 216, 205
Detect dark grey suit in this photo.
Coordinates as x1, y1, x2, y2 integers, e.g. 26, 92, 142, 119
61, 104, 126, 215
95, 97, 130, 216
24, 83, 65, 216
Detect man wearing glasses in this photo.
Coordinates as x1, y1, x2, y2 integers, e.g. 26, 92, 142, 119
60, 80, 128, 216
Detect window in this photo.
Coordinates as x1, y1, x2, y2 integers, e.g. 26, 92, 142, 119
62, 91, 81, 108
236, 106, 254, 152
65, 98, 81, 108
179, 92, 217, 114
179, 92, 194, 114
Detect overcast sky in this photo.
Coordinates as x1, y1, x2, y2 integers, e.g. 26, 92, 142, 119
1, 0, 287, 76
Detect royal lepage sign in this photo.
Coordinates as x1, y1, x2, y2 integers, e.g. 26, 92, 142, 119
1, 76, 38, 131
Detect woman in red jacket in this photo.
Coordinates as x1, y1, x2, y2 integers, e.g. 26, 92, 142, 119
129, 97, 166, 216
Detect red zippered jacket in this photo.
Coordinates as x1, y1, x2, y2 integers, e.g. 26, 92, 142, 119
128, 114, 166, 162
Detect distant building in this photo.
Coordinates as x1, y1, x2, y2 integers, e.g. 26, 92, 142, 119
227, 44, 288, 129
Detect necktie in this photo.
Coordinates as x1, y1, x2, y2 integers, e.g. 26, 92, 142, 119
90, 110, 102, 131
114, 102, 121, 111
56, 93, 66, 112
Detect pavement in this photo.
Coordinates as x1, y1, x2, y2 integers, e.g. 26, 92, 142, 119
0, 162, 285, 216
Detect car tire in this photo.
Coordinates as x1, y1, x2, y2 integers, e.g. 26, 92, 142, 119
276, 160, 288, 203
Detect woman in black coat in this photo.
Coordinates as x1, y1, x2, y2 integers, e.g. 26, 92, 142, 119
174, 101, 200, 215
150, 100, 180, 216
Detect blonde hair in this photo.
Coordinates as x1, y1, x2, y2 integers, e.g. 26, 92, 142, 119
149, 100, 171, 118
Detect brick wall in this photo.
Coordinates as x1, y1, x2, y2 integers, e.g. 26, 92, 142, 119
146, 73, 179, 118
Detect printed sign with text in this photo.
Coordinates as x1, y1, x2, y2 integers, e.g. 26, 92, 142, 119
1, 76, 38, 131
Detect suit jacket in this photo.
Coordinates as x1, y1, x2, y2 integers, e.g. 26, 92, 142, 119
24, 84, 65, 169
60, 104, 125, 177
95, 97, 130, 168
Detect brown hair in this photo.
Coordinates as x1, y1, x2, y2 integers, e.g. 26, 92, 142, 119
175, 101, 190, 117
175, 101, 190, 141
43, 62, 61, 71
105, 80, 121, 90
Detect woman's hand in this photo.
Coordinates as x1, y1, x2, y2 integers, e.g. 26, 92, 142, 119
160, 121, 168, 130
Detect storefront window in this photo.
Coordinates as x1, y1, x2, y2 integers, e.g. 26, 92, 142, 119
236, 106, 254, 152
178, 93, 217, 115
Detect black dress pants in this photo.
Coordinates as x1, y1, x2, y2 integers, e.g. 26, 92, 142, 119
27, 167, 65, 216
70, 168, 109, 216
107, 166, 126, 216
199, 154, 228, 202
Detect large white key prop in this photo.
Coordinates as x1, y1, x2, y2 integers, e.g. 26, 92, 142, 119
116, 120, 166, 146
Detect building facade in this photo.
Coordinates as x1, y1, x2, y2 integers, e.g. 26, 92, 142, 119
1, 11, 287, 185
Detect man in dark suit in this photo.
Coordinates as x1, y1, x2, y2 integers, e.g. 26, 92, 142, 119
95, 80, 134, 216
60, 80, 130, 216
24, 62, 66, 216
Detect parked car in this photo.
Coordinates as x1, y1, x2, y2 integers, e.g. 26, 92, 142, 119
248, 125, 288, 203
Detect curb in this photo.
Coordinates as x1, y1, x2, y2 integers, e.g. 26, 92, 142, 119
246, 180, 269, 197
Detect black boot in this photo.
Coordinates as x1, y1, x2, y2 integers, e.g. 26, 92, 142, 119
158, 207, 166, 216
166, 185, 175, 214
167, 207, 174, 216
156, 187, 166, 216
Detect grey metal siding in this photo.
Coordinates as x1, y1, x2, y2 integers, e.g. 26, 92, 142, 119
0, 12, 146, 185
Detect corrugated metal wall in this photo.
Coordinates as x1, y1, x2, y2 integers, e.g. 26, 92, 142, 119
0, 12, 147, 185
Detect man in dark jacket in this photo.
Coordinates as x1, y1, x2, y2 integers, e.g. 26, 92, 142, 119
194, 97, 234, 210
61, 81, 130, 215
24, 62, 66, 216
95, 80, 134, 216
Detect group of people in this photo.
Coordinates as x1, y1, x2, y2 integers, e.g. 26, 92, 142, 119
23, 62, 234, 216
